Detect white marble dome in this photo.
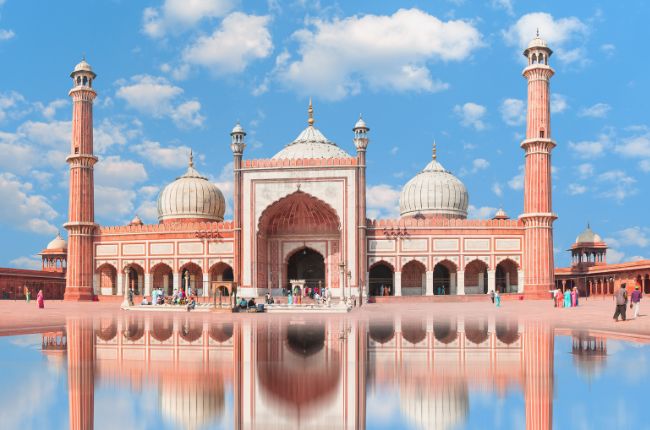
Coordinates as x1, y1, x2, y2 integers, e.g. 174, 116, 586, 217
400, 152, 469, 219
46, 233, 67, 250
157, 155, 225, 223
575, 225, 602, 244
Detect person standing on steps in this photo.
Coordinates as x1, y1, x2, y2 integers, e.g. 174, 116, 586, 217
613, 284, 628, 322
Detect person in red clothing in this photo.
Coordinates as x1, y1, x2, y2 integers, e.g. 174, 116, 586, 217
631, 285, 642, 319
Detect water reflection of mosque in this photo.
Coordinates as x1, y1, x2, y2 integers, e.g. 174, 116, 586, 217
47, 316, 586, 430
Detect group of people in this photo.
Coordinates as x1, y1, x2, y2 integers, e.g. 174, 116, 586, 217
132, 287, 198, 311
489, 290, 501, 307
23, 286, 44, 308
553, 286, 580, 308
613, 284, 643, 322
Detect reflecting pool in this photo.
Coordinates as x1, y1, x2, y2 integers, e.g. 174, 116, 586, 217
1, 315, 648, 429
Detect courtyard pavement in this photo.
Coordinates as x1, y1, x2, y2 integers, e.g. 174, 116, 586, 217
0, 296, 648, 338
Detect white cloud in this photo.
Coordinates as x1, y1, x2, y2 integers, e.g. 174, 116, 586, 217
277, 9, 482, 100
614, 132, 650, 158
472, 158, 490, 172
390, 147, 399, 155
116, 75, 204, 128
500, 98, 525, 126
0, 29, 14, 41
551, 93, 568, 114
598, 170, 636, 201
578, 102, 611, 118
182, 13, 273, 75
508, 166, 524, 190
36, 99, 68, 120
366, 184, 401, 219
454, 102, 486, 130
468, 205, 497, 219
607, 249, 624, 264
616, 227, 649, 248
10, 255, 42, 270
567, 183, 587, 195
601, 43, 616, 57
639, 160, 650, 172
95, 186, 137, 221
491, 0, 514, 15
95, 156, 148, 188
577, 163, 594, 178
142, 0, 235, 38
132, 140, 193, 169
17, 120, 70, 147
0, 91, 28, 122
568, 138, 607, 159
0, 173, 58, 235
492, 182, 503, 197
210, 162, 234, 218
502, 12, 589, 65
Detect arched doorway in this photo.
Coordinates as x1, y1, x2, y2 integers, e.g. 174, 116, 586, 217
287, 248, 325, 294
369, 262, 393, 296
496, 259, 518, 293
257, 191, 340, 292
433, 260, 456, 295
401, 260, 426, 296
465, 260, 488, 294
124, 263, 144, 295
97, 264, 117, 295
210, 262, 233, 299
645, 275, 650, 294
179, 262, 203, 296
151, 263, 173, 296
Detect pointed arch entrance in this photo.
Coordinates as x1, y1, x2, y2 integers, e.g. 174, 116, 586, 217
257, 191, 341, 294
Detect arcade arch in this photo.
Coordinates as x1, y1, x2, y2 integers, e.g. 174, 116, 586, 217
179, 262, 203, 296
496, 259, 519, 293
464, 260, 488, 294
124, 263, 145, 295
97, 263, 117, 295
401, 260, 426, 296
433, 260, 457, 295
286, 247, 325, 295
369, 261, 394, 296
151, 263, 173, 296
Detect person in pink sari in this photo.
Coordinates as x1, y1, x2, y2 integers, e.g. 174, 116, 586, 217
37, 289, 44, 309
571, 287, 578, 307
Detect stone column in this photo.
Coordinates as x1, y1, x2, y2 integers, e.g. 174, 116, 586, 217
425, 271, 433, 296
173, 272, 180, 293
144, 273, 151, 297
116, 272, 123, 296
394, 272, 402, 296
457, 270, 465, 295
488, 269, 496, 293
202, 273, 209, 297
518, 270, 525, 293
92, 273, 99, 296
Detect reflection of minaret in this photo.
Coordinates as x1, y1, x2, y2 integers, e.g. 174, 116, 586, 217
233, 320, 243, 430
66, 318, 95, 430
522, 322, 553, 430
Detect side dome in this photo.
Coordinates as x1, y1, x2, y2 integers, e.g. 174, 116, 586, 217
575, 224, 602, 244
47, 233, 67, 250
157, 153, 225, 223
272, 100, 351, 160
399, 145, 469, 219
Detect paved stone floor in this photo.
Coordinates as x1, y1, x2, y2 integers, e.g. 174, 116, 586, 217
0, 297, 648, 338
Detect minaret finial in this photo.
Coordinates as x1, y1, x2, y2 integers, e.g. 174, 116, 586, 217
536, 28, 540, 38
432, 140, 437, 160
308, 97, 314, 127
189, 149, 194, 168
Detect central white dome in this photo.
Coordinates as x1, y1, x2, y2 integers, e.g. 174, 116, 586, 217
400, 148, 469, 219
272, 100, 351, 160
157, 154, 225, 223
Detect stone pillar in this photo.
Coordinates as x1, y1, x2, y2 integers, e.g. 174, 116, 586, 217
521, 35, 557, 298
144, 273, 151, 297
138, 274, 144, 295
339, 267, 346, 299
173, 272, 180, 293
425, 270, 433, 296
64, 60, 98, 301
202, 273, 209, 297
92, 273, 99, 295
116, 272, 123, 296
394, 272, 402, 296
488, 269, 496, 293
457, 270, 465, 295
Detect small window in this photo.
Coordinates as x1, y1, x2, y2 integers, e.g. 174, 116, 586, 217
76, 76, 81, 85
532, 53, 537, 64
82, 76, 88, 86
539, 130, 545, 138
74, 146, 79, 154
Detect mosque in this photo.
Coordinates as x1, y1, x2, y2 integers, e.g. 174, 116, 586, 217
47, 33, 561, 302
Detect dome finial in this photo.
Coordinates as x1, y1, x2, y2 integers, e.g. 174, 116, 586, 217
308, 97, 314, 127
536, 28, 540, 38
432, 140, 437, 160
189, 149, 194, 168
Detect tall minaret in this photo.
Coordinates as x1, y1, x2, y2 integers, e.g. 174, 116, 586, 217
64, 59, 98, 301
230, 122, 246, 300
353, 116, 369, 304
520, 33, 557, 298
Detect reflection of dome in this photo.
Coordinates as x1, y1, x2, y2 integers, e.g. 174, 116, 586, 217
157, 152, 225, 223
400, 148, 469, 219
400, 381, 469, 430
47, 233, 67, 250
272, 101, 351, 160
572, 335, 607, 382
575, 224, 602, 244
160, 378, 224, 430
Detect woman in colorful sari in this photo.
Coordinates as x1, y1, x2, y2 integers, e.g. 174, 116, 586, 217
24, 286, 30, 303
564, 288, 571, 308
571, 287, 578, 307
555, 288, 563, 308
37, 289, 44, 309
574, 287, 579, 306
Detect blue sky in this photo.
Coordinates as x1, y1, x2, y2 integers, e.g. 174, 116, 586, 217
0, 0, 649, 269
